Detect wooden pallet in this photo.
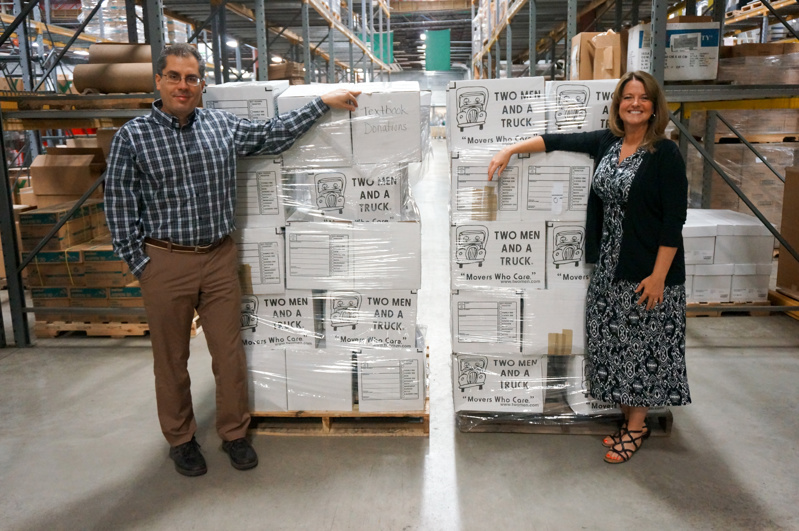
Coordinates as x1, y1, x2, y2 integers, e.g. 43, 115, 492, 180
767, 289, 799, 321
456, 409, 673, 436
725, 9, 742, 18
687, 300, 771, 317
741, 1, 762, 12
249, 399, 430, 437
34, 314, 202, 339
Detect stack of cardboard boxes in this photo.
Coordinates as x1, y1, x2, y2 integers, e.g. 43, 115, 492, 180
20, 200, 143, 324
203, 81, 428, 415
446, 77, 622, 420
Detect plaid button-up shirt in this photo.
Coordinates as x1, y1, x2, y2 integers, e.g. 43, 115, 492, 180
105, 97, 327, 277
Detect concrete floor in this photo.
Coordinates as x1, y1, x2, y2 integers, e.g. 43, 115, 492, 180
1, 138, 799, 530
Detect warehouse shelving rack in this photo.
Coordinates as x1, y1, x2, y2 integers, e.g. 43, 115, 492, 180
0, 0, 398, 348
467, 0, 799, 316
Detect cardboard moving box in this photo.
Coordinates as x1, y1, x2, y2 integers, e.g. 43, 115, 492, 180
30, 154, 103, 197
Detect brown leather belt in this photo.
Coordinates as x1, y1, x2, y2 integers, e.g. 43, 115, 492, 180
144, 236, 226, 254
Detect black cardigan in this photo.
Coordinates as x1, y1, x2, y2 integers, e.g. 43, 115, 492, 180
540, 129, 687, 286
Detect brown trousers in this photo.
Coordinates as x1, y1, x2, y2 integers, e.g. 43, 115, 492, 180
139, 236, 249, 447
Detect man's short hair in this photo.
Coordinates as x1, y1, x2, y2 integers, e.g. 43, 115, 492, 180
156, 43, 205, 78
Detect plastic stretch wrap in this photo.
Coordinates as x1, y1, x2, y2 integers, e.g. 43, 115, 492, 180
205, 80, 428, 415
717, 53, 799, 85
686, 142, 794, 231
80, 0, 144, 43
247, 329, 428, 414
277, 82, 425, 169
688, 109, 799, 142
447, 78, 632, 426
284, 220, 421, 291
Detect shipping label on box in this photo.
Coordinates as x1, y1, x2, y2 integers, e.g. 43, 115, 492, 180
278, 85, 353, 168
285, 221, 421, 290
627, 22, 720, 81
287, 165, 407, 223
451, 221, 546, 290
545, 221, 594, 288
731, 263, 770, 302
69, 286, 109, 307
322, 290, 417, 348
451, 289, 523, 354
233, 227, 285, 294
356, 348, 426, 412
692, 263, 733, 303
285, 347, 354, 411
202, 80, 290, 121
240, 290, 316, 349
451, 152, 523, 222
451, 353, 546, 413
522, 151, 593, 221
246, 348, 288, 412
546, 79, 617, 133
522, 289, 587, 356
447, 77, 547, 153
235, 156, 285, 228
351, 82, 422, 165
565, 355, 621, 416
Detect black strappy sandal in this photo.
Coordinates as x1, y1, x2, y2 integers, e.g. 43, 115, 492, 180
604, 427, 650, 464
602, 421, 628, 448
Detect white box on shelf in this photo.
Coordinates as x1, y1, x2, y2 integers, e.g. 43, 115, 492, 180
285, 347, 354, 411
683, 210, 717, 265
522, 289, 587, 356
691, 263, 733, 303
246, 348, 288, 412
234, 156, 285, 228
685, 264, 695, 301
277, 84, 353, 168
351, 82, 422, 165
451, 289, 523, 355
322, 290, 417, 349
451, 353, 546, 413
545, 220, 594, 289
627, 22, 720, 81
233, 227, 285, 294
356, 347, 426, 412
202, 80, 290, 121
285, 221, 421, 290
285, 164, 408, 223
446, 77, 547, 153
730, 263, 771, 302
450, 221, 546, 290
545, 79, 618, 133
240, 290, 316, 349
711, 210, 774, 265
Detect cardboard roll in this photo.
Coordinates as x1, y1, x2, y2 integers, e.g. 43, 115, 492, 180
88, 43, 152, 64
73, 63, 154, 94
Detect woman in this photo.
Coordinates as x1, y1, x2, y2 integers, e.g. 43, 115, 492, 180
488, 71, 690, 464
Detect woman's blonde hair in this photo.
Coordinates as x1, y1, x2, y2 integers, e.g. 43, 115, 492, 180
607, 70, 669, 152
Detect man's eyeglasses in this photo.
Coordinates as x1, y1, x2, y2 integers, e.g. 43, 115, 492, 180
162, 72, 203, 86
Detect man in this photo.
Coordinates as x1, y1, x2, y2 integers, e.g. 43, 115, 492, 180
105, 43, 360, 477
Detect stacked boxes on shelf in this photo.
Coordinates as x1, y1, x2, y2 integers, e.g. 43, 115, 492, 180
446, 78, 621, 421
682, 209, 774, 303
19, 199, 144, 323
204, 81, 428, 415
